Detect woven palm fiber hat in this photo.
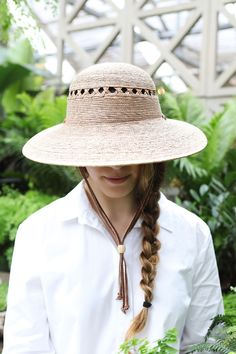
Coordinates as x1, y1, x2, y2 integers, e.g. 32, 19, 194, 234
22, 62, 207, 166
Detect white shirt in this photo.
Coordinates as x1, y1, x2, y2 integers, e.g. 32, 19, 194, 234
3, 181, 223, 354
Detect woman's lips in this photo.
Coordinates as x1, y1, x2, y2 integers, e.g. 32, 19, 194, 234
104, 175, 130, 184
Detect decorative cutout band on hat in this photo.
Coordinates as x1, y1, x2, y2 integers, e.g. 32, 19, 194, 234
68, 86, 156, 98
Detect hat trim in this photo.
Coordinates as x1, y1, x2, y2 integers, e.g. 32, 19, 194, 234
68, 86, 156, 99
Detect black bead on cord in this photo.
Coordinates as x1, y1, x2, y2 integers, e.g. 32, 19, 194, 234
143, 301, 152, 308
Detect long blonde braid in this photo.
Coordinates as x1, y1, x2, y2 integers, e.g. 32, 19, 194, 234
125, 162, 165, 340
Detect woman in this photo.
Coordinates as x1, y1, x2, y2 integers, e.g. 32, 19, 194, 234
3, 63, 223, 354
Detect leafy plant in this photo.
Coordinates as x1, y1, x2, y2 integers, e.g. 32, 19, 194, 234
118, 292, 236, 354
224, 292, 236, 326
0, 0, 58, 44
118, 328, 177, 354
0, 88, 79, 195
159, 91, 207, 128
175, 175, 236, 288
186, 314, 236, 354
0, 282, 8, 312
0, 186, 57, 269
0, 0, 12, 43
0, 39, 48, 95
160, 92, 236, 288
161, 94, 236, 183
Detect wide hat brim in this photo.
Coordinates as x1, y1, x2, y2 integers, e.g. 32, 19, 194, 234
22, 118, 207, 166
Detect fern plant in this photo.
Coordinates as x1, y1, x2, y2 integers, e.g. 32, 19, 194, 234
160, 92, 236, 288
161, 93, 236, 182
186, 315, 236, 354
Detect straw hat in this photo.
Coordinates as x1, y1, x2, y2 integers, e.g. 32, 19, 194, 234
22, 62, 207, 166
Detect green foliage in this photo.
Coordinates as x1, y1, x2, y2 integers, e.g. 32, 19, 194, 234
186, 314, 236, 354
0, 0, 58, 44
118, 296, 236, 354
0, 0, 12, 43
0, 39, 48, 94
0, 282, 8, 312
0, 88, 78, 195
160, 91, 207, 128
224, 293, 236, 326
200, 100, 236, 172
162, 94, 236, 183
118, 328, 177, 354
161, 93, 236, 287
0, 186, 57, 268
0, 38, 78, 196
175, 175, 236, 287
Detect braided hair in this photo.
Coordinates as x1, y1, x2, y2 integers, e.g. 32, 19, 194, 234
125, 162, 166, 340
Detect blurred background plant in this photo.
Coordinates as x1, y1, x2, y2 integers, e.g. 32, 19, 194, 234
159, 90, 236, 289
186, 313, 236, 353
0, 283, 8, 313
0, 186, 57, 270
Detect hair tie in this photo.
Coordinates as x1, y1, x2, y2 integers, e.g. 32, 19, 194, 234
143, 301, 152, 308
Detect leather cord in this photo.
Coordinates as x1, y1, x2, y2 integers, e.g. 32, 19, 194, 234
79, 167, 153, 313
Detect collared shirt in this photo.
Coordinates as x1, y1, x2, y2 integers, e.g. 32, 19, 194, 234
3, 181, 223, 354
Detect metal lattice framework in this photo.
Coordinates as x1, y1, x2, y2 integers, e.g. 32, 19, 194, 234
31, 0, 236, 109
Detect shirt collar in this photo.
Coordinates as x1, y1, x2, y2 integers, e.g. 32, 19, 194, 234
59, 181, 173, 233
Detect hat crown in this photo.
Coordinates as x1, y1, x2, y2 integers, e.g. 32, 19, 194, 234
66, 63, 161, 126
70, 62, 155, 90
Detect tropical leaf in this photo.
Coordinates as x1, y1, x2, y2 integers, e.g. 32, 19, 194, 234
0, 62, 30, 92
161, 92, 182, 120
161, 91, 206, 127
177, 92, 206, 127
173, 157, 208, 180
6, 39, 34, 65
200, 100, 236, 171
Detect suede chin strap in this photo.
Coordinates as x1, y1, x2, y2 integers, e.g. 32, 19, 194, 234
79, 167, 153, 313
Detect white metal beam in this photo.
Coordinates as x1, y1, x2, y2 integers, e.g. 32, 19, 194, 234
92, 25, 120, 63
121, 0, 134, 62
67, 17, 117, 32
135, 18, 199, 90
138, 1, 198, 18
66, 0, 87, 24
32, 0, 236, 107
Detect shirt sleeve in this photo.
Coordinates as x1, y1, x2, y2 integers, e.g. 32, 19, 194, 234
180, 220, 224, 353
2, 221, 56, 354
